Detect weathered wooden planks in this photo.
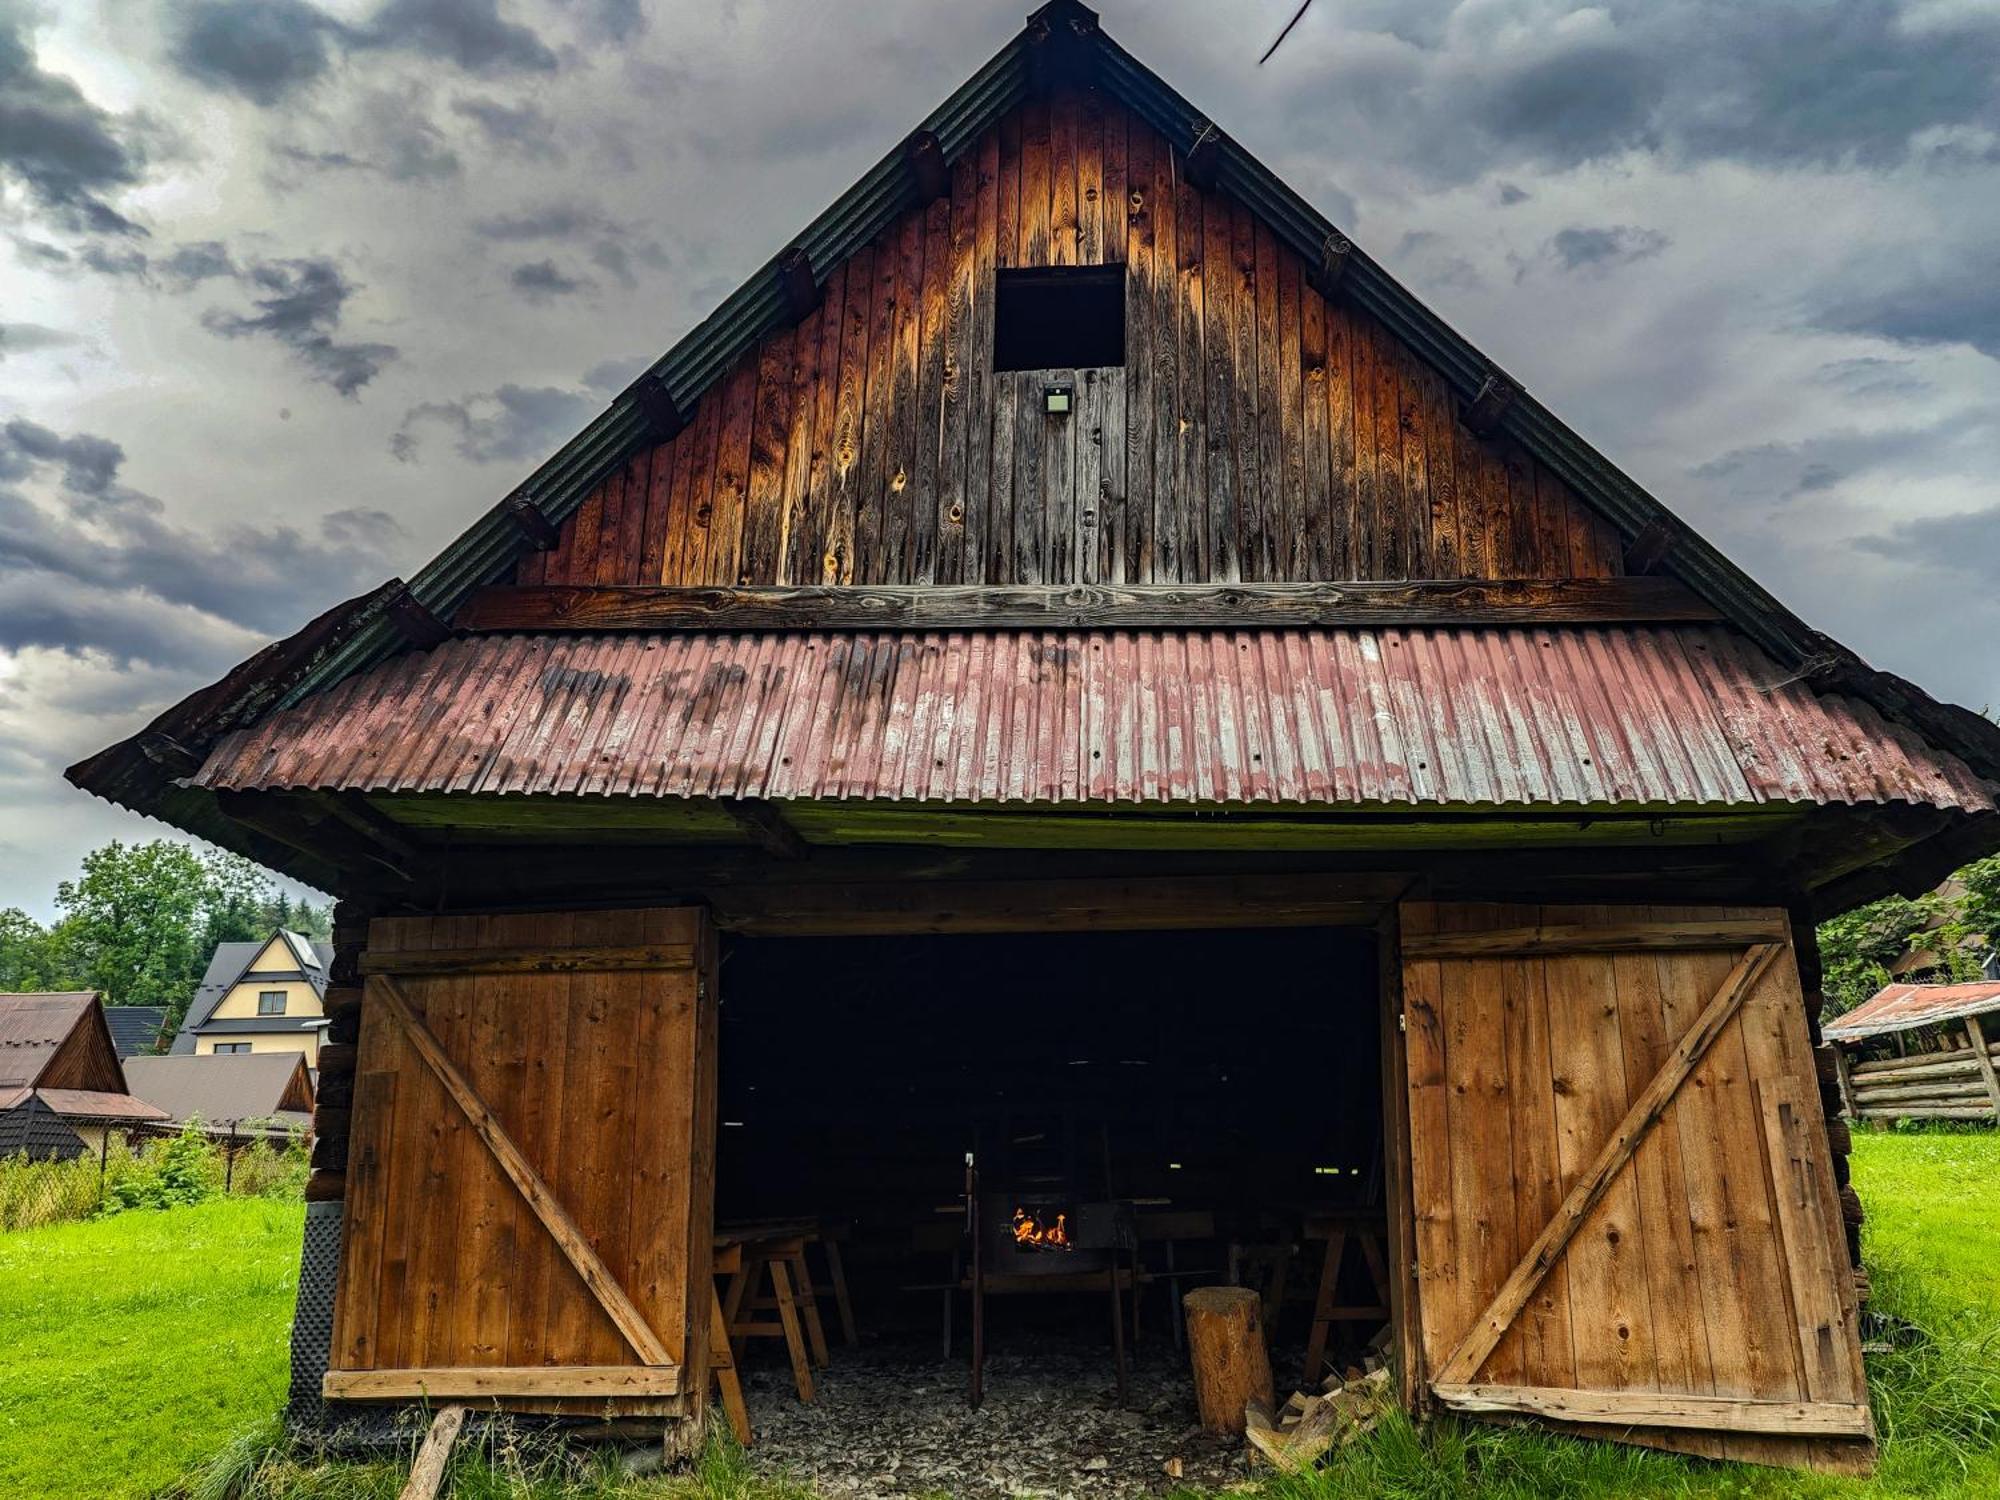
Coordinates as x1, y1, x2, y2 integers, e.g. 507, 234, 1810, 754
1397, 902, 1873, 1473
457, 577, 1716, 633
524, 93, 1621, 591
328, 908, 715, 1419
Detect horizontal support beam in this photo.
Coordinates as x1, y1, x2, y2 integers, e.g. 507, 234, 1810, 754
359, 944, 694, 977
324, 1364, 682, 1400
1401, 916, 1789, 959
706, 872, 1408, 935
454, 579, 1722, 634
1430, 1384, 1872, 1437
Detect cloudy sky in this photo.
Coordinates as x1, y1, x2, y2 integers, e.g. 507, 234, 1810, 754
4, 0, 1999, 918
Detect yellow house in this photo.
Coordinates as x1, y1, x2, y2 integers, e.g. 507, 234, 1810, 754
172, 931, 331, 1066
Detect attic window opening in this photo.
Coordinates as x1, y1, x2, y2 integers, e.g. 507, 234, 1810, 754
993, 266, 1125, 371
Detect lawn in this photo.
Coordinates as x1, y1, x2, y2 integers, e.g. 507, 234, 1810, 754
0, 1196, 304, 1500
0, 1134, 1994, 1500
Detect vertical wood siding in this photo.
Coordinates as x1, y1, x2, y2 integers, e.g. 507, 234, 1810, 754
525, 92, 1622, 589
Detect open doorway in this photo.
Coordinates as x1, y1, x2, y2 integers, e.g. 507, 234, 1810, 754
714, 925, 1389, 1492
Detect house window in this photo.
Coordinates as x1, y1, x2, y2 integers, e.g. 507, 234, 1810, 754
993, 267, 1125, 371
258, 990, 286, 1015
215, 1042, 251, 1054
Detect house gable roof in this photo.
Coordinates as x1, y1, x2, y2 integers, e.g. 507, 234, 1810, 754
123, 1052, 316, 1128
0, 992, 126, 1095
168, 933, 333, 1055
63, 2, 2000, 900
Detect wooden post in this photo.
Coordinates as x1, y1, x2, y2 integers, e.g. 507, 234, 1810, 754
398, 1404, 466, 1500
1184, 1287, 1274, 1434
1965, 1014, 2000, 1119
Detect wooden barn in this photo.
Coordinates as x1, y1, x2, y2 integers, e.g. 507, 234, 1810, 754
67, 2, 2000, 1475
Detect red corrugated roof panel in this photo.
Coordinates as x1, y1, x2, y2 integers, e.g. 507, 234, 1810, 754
1824, 981, 2000, 1041
193, 626, 1997, 813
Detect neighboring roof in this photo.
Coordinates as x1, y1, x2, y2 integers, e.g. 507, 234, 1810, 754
30, 1088, 170, 1124
0, 993, 107, 1090
123, 1053, 315, 1129
1825, 981, 2000, 1042
188, 1017, 328, 1037
170, 933, 334, 1055
193, 626, 1993, 814
103, 1006, 167, 1058
62, 2, 2000, 892
0, 1094, 87, 1162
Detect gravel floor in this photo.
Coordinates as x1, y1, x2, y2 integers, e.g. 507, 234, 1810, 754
742, 1336, 1252, 1497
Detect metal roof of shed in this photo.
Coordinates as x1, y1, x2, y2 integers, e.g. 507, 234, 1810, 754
194, 626, 1995, 814
1824, 981, 2000, 1041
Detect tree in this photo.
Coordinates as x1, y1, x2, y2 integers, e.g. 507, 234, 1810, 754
54, 842, 211, 1014
196, 849, 274, 957
0, 908, 82, 991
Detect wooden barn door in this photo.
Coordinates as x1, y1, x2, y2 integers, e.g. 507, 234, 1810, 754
325, 908, 716, 1416
1395, 903, 1872, 1472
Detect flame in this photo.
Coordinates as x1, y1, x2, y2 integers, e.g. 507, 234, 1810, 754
1011, 1206, 1073, 1251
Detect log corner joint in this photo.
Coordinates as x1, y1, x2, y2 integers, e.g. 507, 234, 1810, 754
629, 372, 688, 446
386, 581, 452, 651
775, 247, 821, 325
1309, 232, 1353, 301
1026, 1, 1100, 95
503, 491, 560, 552
905, 131, 949, 204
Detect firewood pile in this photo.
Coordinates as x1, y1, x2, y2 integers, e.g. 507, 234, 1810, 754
1243, 1362, 1391, 1471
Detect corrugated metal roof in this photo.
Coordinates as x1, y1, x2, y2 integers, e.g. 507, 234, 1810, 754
1824, 981, 2000, 1041
195, 627, 1996, 815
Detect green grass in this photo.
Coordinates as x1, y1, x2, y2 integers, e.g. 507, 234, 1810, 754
0, 1197, 305, 1500
4, 1133, 1996, 1499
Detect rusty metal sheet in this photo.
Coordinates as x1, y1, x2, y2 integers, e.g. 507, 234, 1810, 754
1824, 981, 2000, 1041
193, 627, 1998, 814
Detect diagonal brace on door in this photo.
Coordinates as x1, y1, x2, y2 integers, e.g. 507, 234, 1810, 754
372, 976, 677, 1370
1431, 942, 1783, 1390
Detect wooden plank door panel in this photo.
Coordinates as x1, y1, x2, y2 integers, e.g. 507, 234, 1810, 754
1398, 902, 1872, 1473
326, 908, 716, 1417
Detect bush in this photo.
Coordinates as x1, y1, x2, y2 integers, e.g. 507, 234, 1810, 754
105, 1126, 222, 1212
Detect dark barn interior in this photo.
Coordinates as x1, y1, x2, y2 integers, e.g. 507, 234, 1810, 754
714, 926, 1386, 1390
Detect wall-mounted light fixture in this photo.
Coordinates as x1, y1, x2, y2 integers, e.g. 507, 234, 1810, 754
1043, 380, 1074, 416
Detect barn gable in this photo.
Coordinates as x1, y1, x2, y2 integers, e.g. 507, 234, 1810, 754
520, 90, 1620, 592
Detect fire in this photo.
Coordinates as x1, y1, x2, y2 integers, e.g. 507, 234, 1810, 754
1011, 1206, 1073, 1251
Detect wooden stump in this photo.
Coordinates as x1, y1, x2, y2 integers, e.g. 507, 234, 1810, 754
1184, 1286, 1274, 1434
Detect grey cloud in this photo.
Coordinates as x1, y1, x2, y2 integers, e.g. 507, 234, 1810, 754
1812, 259, 2000, 361
1496, 182, 1530, 205
1811, 357, 1931, 399
362, 0, 557, 75
450, 94, 561, 160
0, 322, 79, 359
271, 87, 460, 182
474, 203, 608, 240
0, 420, 402, 654
200, 256, 398, 395
581, 354, 650, 393
392, 382, 594, 464
1858, 503, 2000, 577
0, 5, 150, 234
582, 0, 645, 43
1546, 225, 1670, 273
2, 418, 124, 496
509, 258, 590, 300
1692, 410, 1998, 502
166, 0, 346, 106
158, 240, 237, 285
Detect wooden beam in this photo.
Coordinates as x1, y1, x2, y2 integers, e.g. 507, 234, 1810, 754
629, 373, 687, 444
1431, 1384, 1872, 1438
360, 943, 693, 976
504, 492, 560, 552
717, 798, 807, 860
1622, 518, 1675, 576
1963, 1013, 2000, 1117
371, 976, 679, 1368
399, 1404, 466, 1500
1183, 121, 1222, 190
707, 872, 1404, 936
774, 247, 819, 325
453, 578, 1722, 634
1308, 232, 1352, 301
214, 789, 412, 887
385, 583, 451, 651
326, 1366, 682, 1400
1461, 373, 1517, 439
1400, 916, 1789, 959
905, 130, 948, 202
1431, 942, 1783, 1388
